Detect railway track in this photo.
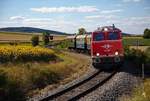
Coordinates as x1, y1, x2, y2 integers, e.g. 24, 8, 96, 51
39, 69, 118, 101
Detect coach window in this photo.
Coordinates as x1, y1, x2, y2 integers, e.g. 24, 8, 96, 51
108, 32, 118, 40
94, 33, 104, 41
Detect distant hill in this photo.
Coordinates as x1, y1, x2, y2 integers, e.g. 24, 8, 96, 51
0, 27, 68, 35
0, 27, 134, 36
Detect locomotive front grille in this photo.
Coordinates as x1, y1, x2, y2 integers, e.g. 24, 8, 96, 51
101, 57, 113, 63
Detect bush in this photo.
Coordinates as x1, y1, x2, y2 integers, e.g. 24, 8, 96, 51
124, 46, 150, 70
56, 40, 70, 49
31, 35, 39, 46
9, 41, 18, 46
124, 47, 147, 64
42, 32, 50, 45
0, 46, 56, 63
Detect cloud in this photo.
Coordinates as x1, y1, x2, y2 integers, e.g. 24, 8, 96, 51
16, 17, 79, 32
9, 16, 25, 21
85, 15, 116, 19
23, 18, 52, 24
85, 15, 102, 19
123, 0, 143, 2
100, 9, 123, 14
30, 6, 99, 13
22, 18, 53, 28
5, 15, 150, 34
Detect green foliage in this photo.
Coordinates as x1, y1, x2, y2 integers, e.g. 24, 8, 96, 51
42, 32, 50, 45
56, 40, 70, 49
31, 35, 39, 46
78, 28, 86, 35
124, 47, 148, 64
124, 46, 150, 70
143, 28, 150, 39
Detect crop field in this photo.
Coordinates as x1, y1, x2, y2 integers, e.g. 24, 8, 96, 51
0, 46, 56, 63
0, 31, 67, 43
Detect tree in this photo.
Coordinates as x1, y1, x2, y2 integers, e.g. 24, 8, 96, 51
143, 28, 150, 39
31, 35, 39, 46
78, 28, 86, 35
42, 32, 50, 45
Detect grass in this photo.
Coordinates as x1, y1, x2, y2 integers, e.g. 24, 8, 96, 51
121, 47, 150, 101
0, 48, 89, 101
121, 79, 150, 101
123, 37, 150, 46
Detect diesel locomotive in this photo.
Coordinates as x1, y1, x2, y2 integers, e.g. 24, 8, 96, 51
67, 25, 124, 68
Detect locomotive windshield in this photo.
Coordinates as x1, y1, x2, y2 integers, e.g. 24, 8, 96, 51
94, 33, 104, 41
108, 32, 118, 40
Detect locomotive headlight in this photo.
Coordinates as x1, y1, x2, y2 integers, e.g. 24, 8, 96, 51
96, 53, 100, 56
115, 51, 119, 55
104, 28, 108, 31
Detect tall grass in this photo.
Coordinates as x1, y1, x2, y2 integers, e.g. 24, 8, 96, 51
0, 51, 89, 101
121, 79, 150, 101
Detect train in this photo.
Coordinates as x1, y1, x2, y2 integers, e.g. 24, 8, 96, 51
67, 25, 124, 68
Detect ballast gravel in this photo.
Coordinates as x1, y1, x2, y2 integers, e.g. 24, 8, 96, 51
79, 65, 142, 101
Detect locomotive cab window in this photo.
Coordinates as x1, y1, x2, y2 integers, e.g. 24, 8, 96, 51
93, 33, 104, 41
108, 32, 118, 40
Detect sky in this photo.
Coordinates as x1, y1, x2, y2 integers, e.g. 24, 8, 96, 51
0, 0, 150, 34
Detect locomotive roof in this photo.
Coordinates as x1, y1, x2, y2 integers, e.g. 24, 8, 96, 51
95, 26, 121, 32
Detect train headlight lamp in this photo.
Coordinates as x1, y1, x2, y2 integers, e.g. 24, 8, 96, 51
104, 28, 108, 31
115, 51, 119, 55
96, 53, 100, 56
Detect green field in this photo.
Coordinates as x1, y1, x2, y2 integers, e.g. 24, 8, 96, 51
123, 37, 150, 46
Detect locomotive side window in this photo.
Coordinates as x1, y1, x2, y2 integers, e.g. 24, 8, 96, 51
108, 32, 118, 40
94, 33, 104, 41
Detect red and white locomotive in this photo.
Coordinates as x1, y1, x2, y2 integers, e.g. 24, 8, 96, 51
67, 25, 124, 68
